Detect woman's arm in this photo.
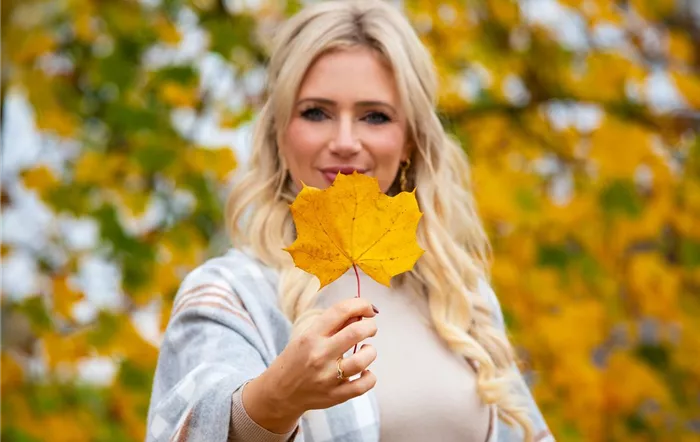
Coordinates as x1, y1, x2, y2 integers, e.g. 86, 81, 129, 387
229, 382, 299, 442
147, 262, 380, 442
146, 268, 286, 442
478, 278, 556, 442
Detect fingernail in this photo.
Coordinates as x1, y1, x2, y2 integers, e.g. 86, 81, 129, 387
372, 304, 379, 314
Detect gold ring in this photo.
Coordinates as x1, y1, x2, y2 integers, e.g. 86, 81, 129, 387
336, 357, 345, 380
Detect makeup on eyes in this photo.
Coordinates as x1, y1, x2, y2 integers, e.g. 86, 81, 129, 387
299, 106, 393, 124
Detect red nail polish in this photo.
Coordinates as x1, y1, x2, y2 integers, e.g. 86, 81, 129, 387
372, 304, 379, 314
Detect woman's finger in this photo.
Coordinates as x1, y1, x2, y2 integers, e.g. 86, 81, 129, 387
339, 316, 362, 330
332, 369, 377, 403
337, 344, 377, 379
328, 318, 377, 355
313, 298, 377, 336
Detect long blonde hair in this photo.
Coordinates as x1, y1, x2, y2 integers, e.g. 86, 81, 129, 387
226, 0, 533, 439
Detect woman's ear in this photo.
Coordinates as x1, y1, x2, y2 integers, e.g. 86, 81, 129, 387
402, 142, 413, 162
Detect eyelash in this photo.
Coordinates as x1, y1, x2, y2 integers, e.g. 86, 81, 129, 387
300, 107, 392, 125
300, 107, 327, 122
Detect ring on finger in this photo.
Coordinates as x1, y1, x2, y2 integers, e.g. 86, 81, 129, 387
336, 356, 346, 380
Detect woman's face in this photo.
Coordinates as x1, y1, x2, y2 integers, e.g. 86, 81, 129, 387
280, 47, 409, 193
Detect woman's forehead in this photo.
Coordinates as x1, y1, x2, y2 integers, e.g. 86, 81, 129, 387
296, 47, 399, 105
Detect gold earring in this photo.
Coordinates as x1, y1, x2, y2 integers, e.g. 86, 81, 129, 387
399, 158, 411, 192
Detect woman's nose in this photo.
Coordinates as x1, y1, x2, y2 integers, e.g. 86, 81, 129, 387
328, 116, 360, 157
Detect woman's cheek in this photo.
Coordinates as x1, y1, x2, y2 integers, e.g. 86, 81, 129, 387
368, 134, 405, 164
288, 120, 329, 155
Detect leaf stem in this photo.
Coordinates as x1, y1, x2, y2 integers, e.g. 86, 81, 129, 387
353, 263, 360, 354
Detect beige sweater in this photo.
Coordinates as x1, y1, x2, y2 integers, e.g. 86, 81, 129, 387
229, 269, 492, 442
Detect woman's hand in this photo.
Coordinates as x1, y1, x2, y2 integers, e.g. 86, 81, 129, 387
242, 298, 379, 433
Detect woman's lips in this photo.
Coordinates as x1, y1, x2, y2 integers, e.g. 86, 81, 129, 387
320, 167, 367, 184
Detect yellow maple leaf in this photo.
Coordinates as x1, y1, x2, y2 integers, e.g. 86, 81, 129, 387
285, 172, 424, 289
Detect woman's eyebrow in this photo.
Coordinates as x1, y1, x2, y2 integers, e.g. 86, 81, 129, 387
356, 100, 396, 113
296, 97, 396, 113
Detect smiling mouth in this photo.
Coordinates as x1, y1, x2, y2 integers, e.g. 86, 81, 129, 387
320, 167, 368, 183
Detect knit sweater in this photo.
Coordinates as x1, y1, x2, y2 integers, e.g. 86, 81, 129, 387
146, 248, 554, 442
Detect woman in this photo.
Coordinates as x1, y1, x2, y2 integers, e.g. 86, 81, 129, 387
147, 1, 554, 441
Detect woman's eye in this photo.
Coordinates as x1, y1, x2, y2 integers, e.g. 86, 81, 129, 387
301, 107, 327, 122
362, 111, 391, 125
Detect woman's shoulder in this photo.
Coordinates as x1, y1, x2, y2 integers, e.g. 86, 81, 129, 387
476, 276, 506, 330
173, 247, 281, 315
158, 248, 289, 381
182, 246, 276, 283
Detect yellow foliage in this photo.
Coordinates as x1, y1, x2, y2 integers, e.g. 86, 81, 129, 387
117, 189, 151, 217
616, 193, 671, 243
672, 179, 700, 241
219, 108, 254, 129
13, 71, 77, 137
186, 146, 238, 181
566, 53, 645, 102
52, 276, 85, 321
160, 297, 175, 332
107, 320, 159, 368
536, 300, 607, 359
42, 412, 95, 442
557, 360, 605, 438
36, 107, 78, 137
589, 117, 655, 179
161, 224, 207, 268
285, 172, 424, 288
130, 227, 205, 305
1, 352, 24, 388
21, 165, 59, 195
159, 81, 199, 108
472, 162, 519, 222
73, 12, 97, 42
74, 151, 127, 186
11, 33, 57, 64
487, 0, 520, 27
584, 0, 625, 25
673, 209, 700, 241
154, 17, 181, 44
604, 352, 672, 414
491, 257, 522, 293
5, 0, 699, 439
42, 331, 90, 370
464, 115, 513, 155
675, 316, 700, 379
435, 65, 472, 111
545, 194, 598, 230
4, 388, 96, 442
671, 71, 700, 109
668, 31, 695, 65
558, 0, 584, 7
111, 384, 149, 440
73, 151, 104, 185
627, 253, 680, 320
630, 0, 676, 20
528, 267, 564, 311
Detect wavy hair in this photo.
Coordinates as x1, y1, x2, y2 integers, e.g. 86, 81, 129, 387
226, 1, 533, 439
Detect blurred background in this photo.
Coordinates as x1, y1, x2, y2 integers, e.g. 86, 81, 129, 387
2, 0, 699, 440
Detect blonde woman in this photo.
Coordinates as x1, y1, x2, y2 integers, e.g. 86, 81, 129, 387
147, 1, 554, 441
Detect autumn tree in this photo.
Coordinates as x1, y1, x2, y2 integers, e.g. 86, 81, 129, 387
402, 0, 700, 440
2, 0, 699, 441
2, 0, 258, 439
